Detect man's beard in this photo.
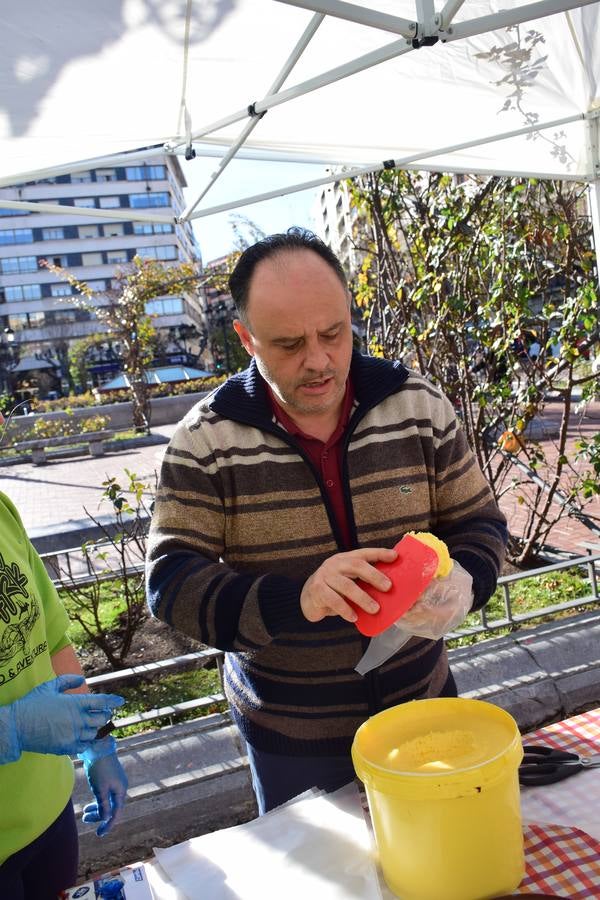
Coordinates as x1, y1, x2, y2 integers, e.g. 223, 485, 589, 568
256, 358, 344, 415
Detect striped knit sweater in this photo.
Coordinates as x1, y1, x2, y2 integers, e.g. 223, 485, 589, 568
146, 352, 507, 756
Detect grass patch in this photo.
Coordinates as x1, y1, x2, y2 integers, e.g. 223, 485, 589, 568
448, 565, 592, 649
114, 668, 227, 738
59, 580, 131, 650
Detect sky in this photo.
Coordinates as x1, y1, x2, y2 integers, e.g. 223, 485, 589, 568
179, 156, 326, 263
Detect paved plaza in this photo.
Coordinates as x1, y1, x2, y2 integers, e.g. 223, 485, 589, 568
0, 424, 175, 538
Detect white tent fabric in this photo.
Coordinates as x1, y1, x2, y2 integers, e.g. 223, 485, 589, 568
0, 0, 599, 222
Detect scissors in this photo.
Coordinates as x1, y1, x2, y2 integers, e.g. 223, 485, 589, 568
519, 743, 600, 786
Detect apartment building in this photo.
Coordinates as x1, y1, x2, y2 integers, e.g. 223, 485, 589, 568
0, 154, 204, 395
314, 172, 359, 278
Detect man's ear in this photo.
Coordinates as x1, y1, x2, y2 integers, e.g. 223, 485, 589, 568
233, 319, 255, 357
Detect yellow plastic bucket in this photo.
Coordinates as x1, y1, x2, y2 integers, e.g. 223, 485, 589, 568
351, 698, 525, 900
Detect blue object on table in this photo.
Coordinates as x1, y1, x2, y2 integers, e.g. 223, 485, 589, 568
94, 876, 125, 899
519, 743, 600, 785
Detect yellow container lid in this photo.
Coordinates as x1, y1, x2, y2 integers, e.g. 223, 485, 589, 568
352, 697, 523, 799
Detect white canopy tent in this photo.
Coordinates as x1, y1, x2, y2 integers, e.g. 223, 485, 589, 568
0, 0, 599, 232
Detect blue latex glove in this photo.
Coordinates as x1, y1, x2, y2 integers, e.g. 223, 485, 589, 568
0, 675, 125, 764
79, 737, 128, 836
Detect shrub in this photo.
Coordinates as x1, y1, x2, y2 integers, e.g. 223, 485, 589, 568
31, 375, 227, 412
20, 414, 109, 441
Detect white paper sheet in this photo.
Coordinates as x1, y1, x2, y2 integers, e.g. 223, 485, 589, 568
154, 783, 383, 900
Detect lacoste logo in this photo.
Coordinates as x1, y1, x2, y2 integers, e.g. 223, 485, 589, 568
399, 485, 413, 494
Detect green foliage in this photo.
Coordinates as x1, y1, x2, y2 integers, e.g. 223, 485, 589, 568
210, 323, 248, 374
68, 335, 101, 391
61, 579, 128, 649
113, 668, 226, 738
351, 171, 600, 564
20, 413, 109, 440
448, 565, 591, 648
0, 393, 16, 415
34, 391, 100, 412
31, 374, 227, 413
575, 433, 600, 499
53, 470, 153, 669
41, 255, 206, 433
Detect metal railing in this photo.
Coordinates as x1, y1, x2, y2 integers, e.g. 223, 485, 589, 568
44, 543, 600, 732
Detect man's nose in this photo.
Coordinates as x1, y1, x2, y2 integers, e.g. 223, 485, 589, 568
303, 339, 330, 371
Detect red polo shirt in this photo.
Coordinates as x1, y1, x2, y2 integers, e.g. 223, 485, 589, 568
267, 380, 355, 549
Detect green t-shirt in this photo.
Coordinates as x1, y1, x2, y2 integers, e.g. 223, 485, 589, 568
0, 490, 74, 865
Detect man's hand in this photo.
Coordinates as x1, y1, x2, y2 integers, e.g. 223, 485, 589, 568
399, 561, 473, 638
301, 548, 397, 624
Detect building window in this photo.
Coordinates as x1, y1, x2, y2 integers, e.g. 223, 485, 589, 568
96, 169, 117, 182
125, 165, 166, 181
99, 196, 120, 209
81, 252, 103, 266
0, 207, 30, 217
146, 297, 184, 315
133, 222, 173, 235
0, 255, 38, 274
107, 250, 127, 264
41, 227, 65, 240
85, 279, 106, 291
102, 223, 124, 237
4, 284, 42, 301
71, 171, 92, 183
50, 284, 72, 297
0, 228, 34, 245
48, 309, 77, 324
73, 197, 95, 208
8, 313, 28, 330
136, 245, 177, 260
51, 255, 69, 267
129, 192, 169, 208
9, 311, 45, 330
78, 225, 100, 238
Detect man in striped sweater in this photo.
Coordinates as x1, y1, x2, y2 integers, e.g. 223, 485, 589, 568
146, 228, 507, 814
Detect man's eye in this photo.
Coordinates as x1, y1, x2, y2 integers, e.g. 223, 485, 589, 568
323, 331, 340, 341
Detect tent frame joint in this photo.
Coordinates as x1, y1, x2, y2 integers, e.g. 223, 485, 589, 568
411, 32, 440, 48
247, 103, 267, 120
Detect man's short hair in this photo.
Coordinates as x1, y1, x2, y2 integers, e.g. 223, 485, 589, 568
228, 226, 348, 325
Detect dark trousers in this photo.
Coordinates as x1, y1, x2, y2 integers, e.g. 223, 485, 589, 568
0, 801, 79, 900
246, 670, 459, 815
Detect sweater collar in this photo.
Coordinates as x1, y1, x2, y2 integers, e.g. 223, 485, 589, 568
208, 352, 410, 428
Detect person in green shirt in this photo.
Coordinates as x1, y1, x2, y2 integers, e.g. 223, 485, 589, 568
0, 411, 128, 899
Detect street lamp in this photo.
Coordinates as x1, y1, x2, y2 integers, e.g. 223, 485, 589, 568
207, 299, 234, 373
0, 327, 16, 396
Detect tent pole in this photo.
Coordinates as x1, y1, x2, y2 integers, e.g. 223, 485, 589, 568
439, 0, 466, 29
0, 147, 167, 191
274, 0, 416, 37
586, 115, 600, 293
0, 199, 175, 224
180, 13, 325, 222
186, 111, 586, 222
169, 36, 412, 150
589, 181, 600, 292
444, 0, 597, 41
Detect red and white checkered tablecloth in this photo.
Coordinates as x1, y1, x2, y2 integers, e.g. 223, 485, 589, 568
513, 708, 600, 897
516, 822, 600, 897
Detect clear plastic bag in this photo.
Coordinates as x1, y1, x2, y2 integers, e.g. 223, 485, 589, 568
355, 561, 473, 676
